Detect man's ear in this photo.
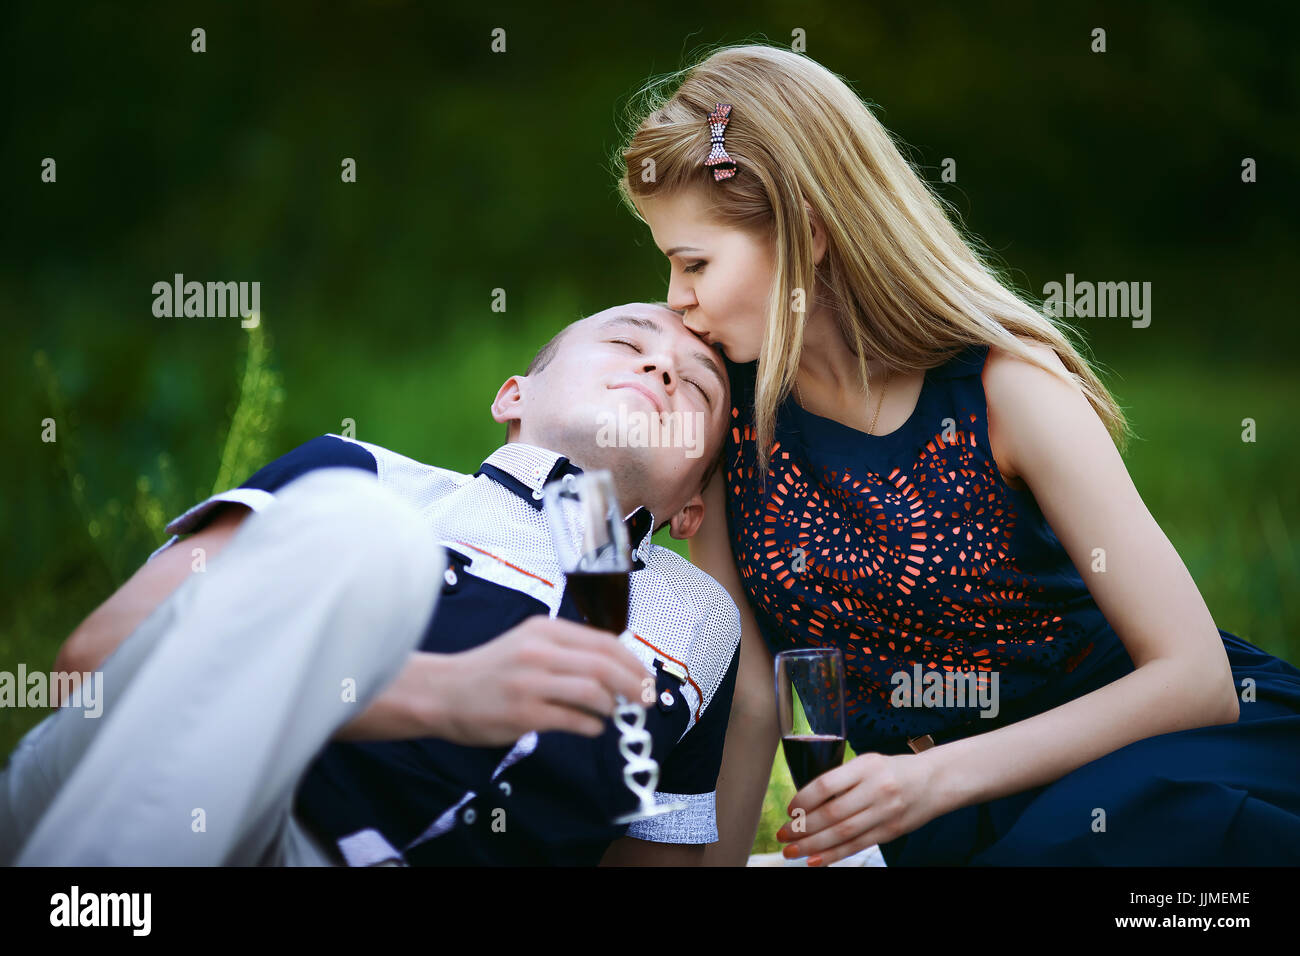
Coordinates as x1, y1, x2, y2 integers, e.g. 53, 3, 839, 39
805, 199, 829, 268
666, 489, 706, 540
491, 375, 527, 433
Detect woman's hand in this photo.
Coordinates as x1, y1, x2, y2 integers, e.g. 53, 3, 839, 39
776, 751, 949, 866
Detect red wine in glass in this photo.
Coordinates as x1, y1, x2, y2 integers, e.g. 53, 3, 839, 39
775, 648, 847, 791
781, 734, 847, 792
565, 570, 631, 635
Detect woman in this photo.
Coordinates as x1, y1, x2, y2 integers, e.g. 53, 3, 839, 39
612, 43, 1300, 865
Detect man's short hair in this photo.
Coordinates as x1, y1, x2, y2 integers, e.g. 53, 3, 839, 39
505, 324, 574, 444
520, 302, 677, 382
525, 324, 572, 378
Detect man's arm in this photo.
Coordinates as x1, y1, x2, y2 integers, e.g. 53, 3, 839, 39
690, 471, 779, 866
52, 505, 646, 746
590, 566, 748, 867
582, 676, 773, 870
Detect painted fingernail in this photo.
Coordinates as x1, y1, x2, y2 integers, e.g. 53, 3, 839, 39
782, 844, 801, 859
808, 855, 824, 867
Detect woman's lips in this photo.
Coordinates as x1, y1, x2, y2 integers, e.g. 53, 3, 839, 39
699, 333, 727, 357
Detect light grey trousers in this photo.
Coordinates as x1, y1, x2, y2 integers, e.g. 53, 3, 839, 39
0, 468, 445, 866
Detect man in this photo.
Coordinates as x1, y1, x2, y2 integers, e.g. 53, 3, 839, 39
1, 302, 741, 866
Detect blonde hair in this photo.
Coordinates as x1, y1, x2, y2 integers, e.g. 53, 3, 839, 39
613, 42, 1132, 474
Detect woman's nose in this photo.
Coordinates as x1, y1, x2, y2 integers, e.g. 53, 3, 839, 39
666, 276, 696, 315
680, 310, 709, 340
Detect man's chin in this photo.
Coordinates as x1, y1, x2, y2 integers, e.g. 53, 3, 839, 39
581, 442, 660, 480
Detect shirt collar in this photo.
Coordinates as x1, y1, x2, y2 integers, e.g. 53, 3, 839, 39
474, 443, 657, 560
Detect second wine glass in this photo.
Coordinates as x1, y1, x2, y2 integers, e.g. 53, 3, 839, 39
775, 647, 847, 792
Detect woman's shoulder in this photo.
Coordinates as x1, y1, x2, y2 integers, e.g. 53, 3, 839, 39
928, 336, 1070, 381
981, 337, 1079, 408
985, 336, 1070, 372
980, 337, 1096, 486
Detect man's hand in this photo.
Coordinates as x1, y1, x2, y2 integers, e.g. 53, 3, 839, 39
338, 615, 650, 747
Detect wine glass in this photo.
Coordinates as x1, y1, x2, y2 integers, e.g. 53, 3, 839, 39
542, 469, 687, 823
775, 648, 847, 792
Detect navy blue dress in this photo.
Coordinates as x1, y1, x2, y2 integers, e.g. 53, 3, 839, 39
723, 344, 1300, 864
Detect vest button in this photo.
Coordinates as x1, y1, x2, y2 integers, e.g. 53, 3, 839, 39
659, 690, 675, 707
444, 568, 458, 587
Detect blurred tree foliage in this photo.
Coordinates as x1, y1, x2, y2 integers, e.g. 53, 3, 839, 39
31, 324, 282, 586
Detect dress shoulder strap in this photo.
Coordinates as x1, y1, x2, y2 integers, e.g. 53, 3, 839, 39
927, 343, 992, 381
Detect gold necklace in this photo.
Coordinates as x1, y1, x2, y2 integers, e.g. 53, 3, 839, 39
795, 364, 892, 434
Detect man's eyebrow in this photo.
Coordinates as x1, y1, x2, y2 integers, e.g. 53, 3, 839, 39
691, 349, 727, 401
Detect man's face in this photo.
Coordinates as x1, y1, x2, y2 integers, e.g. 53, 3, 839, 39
494, 303, 731, 528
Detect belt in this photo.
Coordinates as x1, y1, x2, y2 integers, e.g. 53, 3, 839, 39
902, 685, 1037, 754
903, 690, 1041, 753
907, 712, 989, 753
906, 734, 936, 754
906, 717, 980, 753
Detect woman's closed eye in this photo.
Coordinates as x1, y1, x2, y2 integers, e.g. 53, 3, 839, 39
683, 261, 706, 274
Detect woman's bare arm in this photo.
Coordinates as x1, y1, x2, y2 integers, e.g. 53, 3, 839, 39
929, 343, 1240, 815
691, 470, 780, 866
777, 342, 1243, 866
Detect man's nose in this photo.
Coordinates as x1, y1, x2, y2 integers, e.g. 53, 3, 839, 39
640, 354, 677, 393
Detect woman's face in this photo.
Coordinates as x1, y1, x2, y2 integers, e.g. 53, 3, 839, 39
640, 188, 775, 364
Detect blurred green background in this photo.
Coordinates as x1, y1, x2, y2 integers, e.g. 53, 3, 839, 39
2, 1, 1297, 857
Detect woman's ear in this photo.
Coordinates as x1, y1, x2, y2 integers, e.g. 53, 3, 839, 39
490, 375, 527, 433
666, 489, 706, 540
805, 200, 829, 268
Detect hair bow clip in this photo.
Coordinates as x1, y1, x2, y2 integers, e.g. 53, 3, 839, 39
703, 103, 738, 181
